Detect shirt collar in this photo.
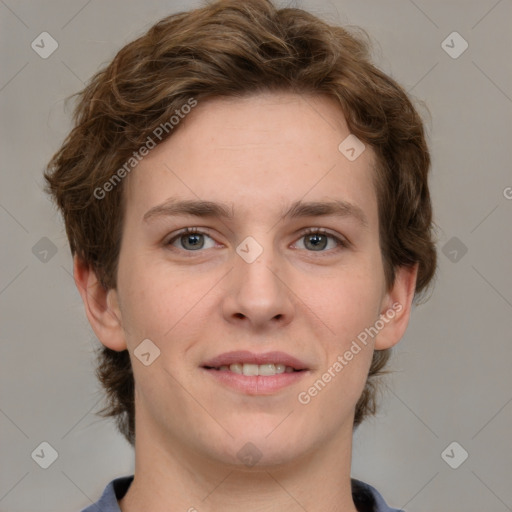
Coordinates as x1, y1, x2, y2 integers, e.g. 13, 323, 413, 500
80, 475, 404, 512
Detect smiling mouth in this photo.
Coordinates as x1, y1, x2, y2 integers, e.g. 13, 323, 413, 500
203, 363, 304, 376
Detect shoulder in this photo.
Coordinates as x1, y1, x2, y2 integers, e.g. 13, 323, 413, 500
78, 475, 134, 512
351, 478, 405, 512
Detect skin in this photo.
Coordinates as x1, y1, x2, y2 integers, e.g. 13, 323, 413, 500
74, 92, 417, 512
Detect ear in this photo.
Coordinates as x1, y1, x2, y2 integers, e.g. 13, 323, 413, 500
73, 255, 127, 351
374, 263, 418, 350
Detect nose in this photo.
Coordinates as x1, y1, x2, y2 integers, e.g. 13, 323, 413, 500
222, 240, 295, 331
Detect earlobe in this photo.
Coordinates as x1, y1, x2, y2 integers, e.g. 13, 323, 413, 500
374, 263, 419, 350
73, 255, 127, 352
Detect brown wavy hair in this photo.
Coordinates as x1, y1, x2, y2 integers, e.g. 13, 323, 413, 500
44, 0, 436, 447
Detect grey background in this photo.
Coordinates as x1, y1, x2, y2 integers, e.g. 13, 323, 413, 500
1, 0, 511, 511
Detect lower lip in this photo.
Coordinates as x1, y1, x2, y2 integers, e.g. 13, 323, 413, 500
202, 368, 308, 395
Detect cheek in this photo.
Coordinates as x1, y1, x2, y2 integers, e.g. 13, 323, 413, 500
305, 266, 384, 345
117, 255, 213, 350
299, 286, 378, 418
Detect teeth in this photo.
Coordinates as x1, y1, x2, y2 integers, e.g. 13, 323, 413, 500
230, 363, 243, 374
223, 363, 296, 375
242, 363, 259, 376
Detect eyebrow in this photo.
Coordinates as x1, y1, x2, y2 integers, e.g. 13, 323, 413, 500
143, 197, 368, 227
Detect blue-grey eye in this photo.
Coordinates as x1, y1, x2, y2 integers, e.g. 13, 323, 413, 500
296, 231, 343, 251
180, 233, 204, 250
168, 229, 216, 251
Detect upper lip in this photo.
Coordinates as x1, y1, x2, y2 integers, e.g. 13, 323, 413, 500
201, 351, 309, 370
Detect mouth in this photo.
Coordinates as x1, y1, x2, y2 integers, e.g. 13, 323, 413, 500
203, 362, 303, 376
201, 350, 308, 374
200, 351, 309, 394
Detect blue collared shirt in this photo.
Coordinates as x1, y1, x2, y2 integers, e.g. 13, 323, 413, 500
79, 475, 404, 512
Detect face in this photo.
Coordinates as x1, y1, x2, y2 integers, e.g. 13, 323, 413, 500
106, 92, 405, 467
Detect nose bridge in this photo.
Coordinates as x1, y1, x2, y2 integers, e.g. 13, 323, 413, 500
225, 234, 293, 326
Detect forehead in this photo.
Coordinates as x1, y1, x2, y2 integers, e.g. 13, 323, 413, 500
124, 92, 378, 228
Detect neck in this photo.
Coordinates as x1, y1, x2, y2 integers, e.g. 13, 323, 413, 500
119, 405, 359, 512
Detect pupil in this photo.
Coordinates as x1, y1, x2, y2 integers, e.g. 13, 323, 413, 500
183, 234, 203, 250
307, 234, 327, 251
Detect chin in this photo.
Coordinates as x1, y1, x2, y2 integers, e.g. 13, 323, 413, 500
205, 422, 316, 470
219, 444, 307, 471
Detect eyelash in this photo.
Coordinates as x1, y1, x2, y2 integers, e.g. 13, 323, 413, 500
165, 227, 349, 254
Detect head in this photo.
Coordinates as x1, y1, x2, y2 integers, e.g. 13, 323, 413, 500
44, 0, 436, 456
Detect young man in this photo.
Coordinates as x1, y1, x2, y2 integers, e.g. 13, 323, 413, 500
44, 1, 436, 511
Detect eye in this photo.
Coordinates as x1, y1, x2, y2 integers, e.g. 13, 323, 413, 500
165, 227, 349, 254
294, 228, 348, 252
166, 228, 217, 251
